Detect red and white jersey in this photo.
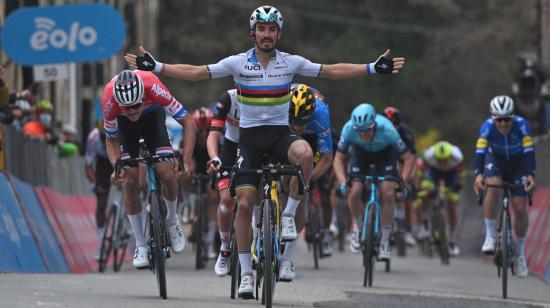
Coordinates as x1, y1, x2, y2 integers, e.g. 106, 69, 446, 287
101, 70, 187, 138
210, 89, 241, 143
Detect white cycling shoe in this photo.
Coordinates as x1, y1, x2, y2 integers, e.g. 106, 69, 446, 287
214, 250, 231, 277
482, 236, 496, 255
379, 241, 391, 261
238, 273, 254, 299
281, 215, 298, 241
517, 255, 529, 278
168, 221, 186, 253
349, 229, 362, 253
279, 259, 295, 282
133, 246, 149, 269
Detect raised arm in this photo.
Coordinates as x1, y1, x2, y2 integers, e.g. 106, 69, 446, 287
125, 46, 210, 81
319, 49, 405, 80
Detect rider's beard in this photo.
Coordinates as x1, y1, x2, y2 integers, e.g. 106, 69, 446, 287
256, 38, 277, 53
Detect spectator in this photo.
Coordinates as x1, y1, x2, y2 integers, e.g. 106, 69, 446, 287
57, 123, 79, 157
0, 66, 10, 123
22, 100, 54, 141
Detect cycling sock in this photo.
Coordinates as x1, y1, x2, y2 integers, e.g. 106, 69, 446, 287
331, 213, 337, 226
96, 227, 105, 241
164, 198, 177, 225
485, 219, 496, 238
239, 252, 252, 275
394, 205, 405, 220
354, 215, 363, 231
381, 225, 392, 244
323, 229, 332, 243
282, 239, 298, 260
207, 220, 218, 243
219, 231, 230, 251
128, 214, 146, 247
517, 236, 526, 257
283, 196, 301, 216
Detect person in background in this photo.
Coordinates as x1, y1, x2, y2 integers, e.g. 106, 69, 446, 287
23, 100, 54, 142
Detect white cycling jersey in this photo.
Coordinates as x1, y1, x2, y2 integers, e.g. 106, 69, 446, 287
207, 48, 322, 128
423, 145, 464, 169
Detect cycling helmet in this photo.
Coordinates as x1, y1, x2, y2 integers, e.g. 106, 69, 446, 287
112, 70, 144, 107
192, 107, 213, 130
489, 95, 514, 117
434, 141, 452, 161
290, 84, 316, 123
383, 106, 401, 125
250, 6, 283, 30
351, 103, 376, 130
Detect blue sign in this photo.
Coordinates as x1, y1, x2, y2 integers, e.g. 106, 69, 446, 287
1, 3, 125, 65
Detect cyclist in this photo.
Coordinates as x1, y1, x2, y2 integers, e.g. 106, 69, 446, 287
416, 141, 465, 256
187, 107, 220, 260
206, 89, 241, 276
102, 70, 197, 269
333, 103, 414, 260
383, 106, 417, 247
84, 120, 114, 260
125, 5, 405, 298
279, 83, 334, 280
473, 95, 535, 277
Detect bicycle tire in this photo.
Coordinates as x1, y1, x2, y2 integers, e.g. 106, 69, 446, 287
363, 205, 376, 287
262, 199, 275, 308
230, 236, 240, 299
98, 206, 117, 273
501, 210, 509, 299
433, 210, 450, 265
150, 192, 167, 299
113, 217, 130, 272
194, 198, 206, 270
337, 204, 347, 252
310, 203, 320, 269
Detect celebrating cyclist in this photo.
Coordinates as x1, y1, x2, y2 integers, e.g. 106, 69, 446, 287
125, 5, 405, 298
84, 120, 114, 260
333, 103, 414, 260
102, 70, 197, 269
473, 95, 535, 277
417, 141, 465, 256
383, 106, 417, 247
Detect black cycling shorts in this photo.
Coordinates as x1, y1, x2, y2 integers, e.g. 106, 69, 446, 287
117, 107, 173, 167
349, 145, 399, 180
95, 156, 113, 196
235, 125, 302, 189
217, 138, 238, 190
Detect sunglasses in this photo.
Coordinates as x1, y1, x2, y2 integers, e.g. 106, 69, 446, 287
121, 103, 143, 111
353, 124, 375, 133
494, 117, 512, 123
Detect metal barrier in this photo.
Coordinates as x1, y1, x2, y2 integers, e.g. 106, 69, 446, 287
1, 124, 92, 195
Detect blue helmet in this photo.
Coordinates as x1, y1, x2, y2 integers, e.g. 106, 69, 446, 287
351, 103, 376, 130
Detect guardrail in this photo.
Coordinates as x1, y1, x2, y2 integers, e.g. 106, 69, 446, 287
1, 124, 92, 195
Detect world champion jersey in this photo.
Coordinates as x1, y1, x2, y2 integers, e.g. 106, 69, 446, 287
338, 114, 407, 155
101, 71, 187, 138
207, 48, 322, 128
210, 89, 241, 143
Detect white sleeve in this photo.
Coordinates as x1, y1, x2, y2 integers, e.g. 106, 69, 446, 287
207, 55, 240, 79
286, 55, 322, 77
451, 146, 464, 163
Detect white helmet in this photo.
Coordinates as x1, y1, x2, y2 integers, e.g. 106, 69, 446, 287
250, 6, 283, 30
112, 70, 144, 107
490, 95, 514, 117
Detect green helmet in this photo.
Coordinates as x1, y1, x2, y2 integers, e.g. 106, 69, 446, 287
434, 141, 452, 160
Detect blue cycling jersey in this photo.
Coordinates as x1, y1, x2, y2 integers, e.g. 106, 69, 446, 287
296, 86, 332, 155
474, 115, 536, 175
337, 114, 407, 154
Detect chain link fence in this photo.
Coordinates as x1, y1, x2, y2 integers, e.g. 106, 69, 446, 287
2, 124, 92, 195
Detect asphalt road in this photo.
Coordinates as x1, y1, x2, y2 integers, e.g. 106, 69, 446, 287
1, 236, 549, 308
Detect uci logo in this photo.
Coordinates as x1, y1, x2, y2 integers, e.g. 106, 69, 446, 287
245, 65, 261, 71
30, 17, 97, 52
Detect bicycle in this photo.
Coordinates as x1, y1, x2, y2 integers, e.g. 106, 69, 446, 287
478, 182, 532, 299
229, 162, 306, 308
227, 188, 241, 300
115, 140, 178, 299
424, 181, 451, 265
352, 165, 403, 287
304, 190, 324, 270
188, 173, 215, 270
98, 187, 132, 272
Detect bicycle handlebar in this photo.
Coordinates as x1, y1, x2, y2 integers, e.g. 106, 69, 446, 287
114, 152, 179, 181
477, 182, 533, 206
228, 164, 307, 197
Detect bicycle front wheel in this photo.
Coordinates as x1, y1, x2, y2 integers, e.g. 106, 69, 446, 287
99, 206, 117, 272
262, 199, 274, 308
363, 206, 376, 287
433, 209, 450, 265
113, 216, 130, 272
501, 210, 509, 299
230, 235, 241, 299
150, 192, 167, 299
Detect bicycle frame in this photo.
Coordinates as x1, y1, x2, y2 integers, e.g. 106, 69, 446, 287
361, 177, 384, 243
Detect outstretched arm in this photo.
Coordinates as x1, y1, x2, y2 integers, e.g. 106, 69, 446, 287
125, 46, 210, 81
319, 49, 405, 80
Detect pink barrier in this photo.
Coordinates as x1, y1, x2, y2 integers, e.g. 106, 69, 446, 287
525, 188, 550, 282
35, 187, 99, 273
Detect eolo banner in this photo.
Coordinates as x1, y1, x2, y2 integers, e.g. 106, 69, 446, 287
1, 3, 125, 65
